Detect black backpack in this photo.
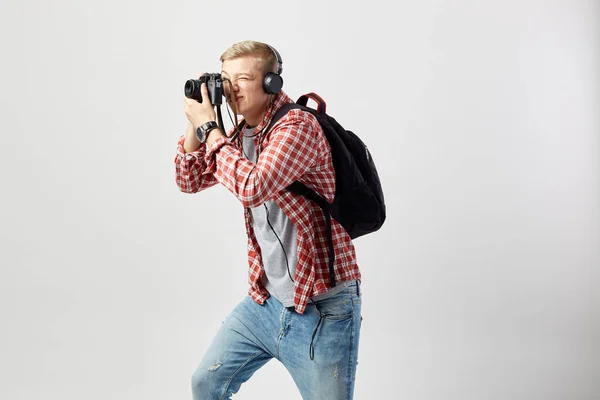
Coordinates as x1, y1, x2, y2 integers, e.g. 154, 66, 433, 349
266, 93, 386, 287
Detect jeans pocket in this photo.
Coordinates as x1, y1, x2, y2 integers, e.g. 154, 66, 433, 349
312, 292, 354, 320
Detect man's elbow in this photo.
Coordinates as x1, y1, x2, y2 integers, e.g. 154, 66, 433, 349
238, 188, 269, 208
239, 196, 262, 208
175, 179, 201, 194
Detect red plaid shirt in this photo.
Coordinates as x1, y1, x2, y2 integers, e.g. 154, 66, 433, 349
174, 91, 361, 314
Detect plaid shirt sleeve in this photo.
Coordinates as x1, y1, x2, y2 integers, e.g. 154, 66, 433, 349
203, 110, 323, 207
174, 135, 219, 193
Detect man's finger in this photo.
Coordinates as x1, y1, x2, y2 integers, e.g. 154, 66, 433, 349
201, 83, 213, 106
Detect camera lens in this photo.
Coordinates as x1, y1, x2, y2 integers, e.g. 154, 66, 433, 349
184, 79, 203, 102
184, 80, 197, 98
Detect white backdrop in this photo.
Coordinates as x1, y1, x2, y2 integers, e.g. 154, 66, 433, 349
0, 0, 598, 399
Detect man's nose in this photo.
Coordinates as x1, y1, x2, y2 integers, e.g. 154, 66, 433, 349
224, 81, 237, 98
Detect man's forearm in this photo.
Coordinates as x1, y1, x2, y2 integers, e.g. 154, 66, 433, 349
183, 120, 202, 153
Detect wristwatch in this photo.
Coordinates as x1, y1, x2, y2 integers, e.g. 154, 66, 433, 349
196, 121, 219, 143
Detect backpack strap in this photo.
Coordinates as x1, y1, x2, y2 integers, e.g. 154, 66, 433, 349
265, 100, 338, 288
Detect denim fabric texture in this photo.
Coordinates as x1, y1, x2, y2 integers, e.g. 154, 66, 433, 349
191, 281, 362, 399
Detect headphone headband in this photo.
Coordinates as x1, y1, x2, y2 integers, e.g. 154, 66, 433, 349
266, 44, 283, 75
262, 44, 284, 95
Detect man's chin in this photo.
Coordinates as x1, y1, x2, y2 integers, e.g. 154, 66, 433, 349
235, 105, 248, 117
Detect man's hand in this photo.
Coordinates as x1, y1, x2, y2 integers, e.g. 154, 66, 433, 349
184, 82, 217, 129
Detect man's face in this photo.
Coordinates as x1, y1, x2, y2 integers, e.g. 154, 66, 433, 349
221, 56, 270, 120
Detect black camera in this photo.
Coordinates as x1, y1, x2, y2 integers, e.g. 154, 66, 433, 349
184, 73, 223, 105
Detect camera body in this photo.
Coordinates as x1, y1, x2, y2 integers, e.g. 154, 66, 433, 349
184, 73, 223, 105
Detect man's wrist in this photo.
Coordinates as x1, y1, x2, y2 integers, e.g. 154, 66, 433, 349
196, 121, 219, 143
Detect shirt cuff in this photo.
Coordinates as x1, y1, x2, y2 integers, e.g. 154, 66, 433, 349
176, 135, 205, 169
204, 135, 230, 174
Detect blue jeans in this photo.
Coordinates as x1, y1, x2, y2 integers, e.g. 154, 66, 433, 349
191, 281, 362, 399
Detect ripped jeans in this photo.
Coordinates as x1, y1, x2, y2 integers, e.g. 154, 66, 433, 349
191, 281, 362, 400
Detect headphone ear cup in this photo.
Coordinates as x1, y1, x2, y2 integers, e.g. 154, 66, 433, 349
263, 72, 283, 95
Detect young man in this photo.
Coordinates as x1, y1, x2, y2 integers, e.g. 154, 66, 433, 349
175, 40, 362, 399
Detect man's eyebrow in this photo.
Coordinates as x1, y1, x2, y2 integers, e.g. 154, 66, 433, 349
221, 71, 253, 78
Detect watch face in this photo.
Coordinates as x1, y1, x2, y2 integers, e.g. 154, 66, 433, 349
196, 126, 205, 143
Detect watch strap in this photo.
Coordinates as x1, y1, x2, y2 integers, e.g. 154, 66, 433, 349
196, 121, 219, 143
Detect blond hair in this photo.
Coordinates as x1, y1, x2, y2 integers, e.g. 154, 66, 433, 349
220, 40, 278, 75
